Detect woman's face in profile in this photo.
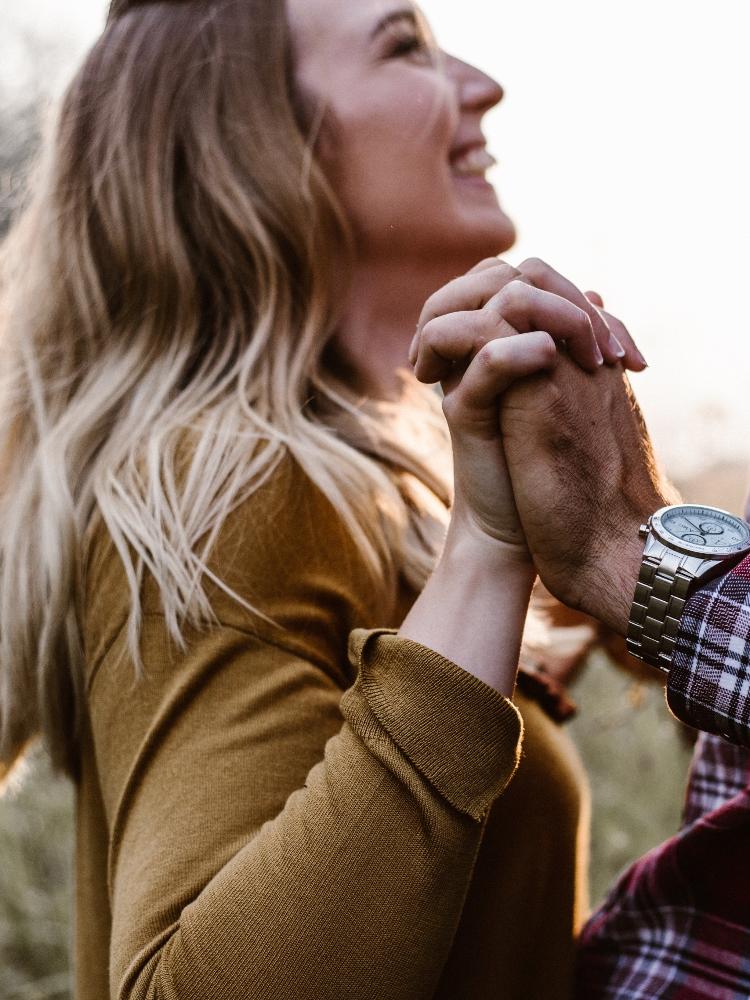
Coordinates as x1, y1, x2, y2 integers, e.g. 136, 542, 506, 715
288, 0, 516, 268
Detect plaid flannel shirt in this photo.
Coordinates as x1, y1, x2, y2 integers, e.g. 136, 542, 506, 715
576, 555, 750, 999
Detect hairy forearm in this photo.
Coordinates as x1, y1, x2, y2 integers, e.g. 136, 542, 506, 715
580, 529, 646, 635
400, 529, 536, 698
575, 484, 680, 635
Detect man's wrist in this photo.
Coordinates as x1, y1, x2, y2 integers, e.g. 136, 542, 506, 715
579, 485, 679, 635
585, 525, 646, 636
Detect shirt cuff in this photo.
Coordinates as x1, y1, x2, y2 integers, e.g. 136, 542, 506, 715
667, 557, 750, 746
344, 628, 524, 822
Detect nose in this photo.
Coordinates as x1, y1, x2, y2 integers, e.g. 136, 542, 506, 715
447, 55, 504, 115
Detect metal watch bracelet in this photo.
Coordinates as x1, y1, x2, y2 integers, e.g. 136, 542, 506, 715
626, 549, 694, 674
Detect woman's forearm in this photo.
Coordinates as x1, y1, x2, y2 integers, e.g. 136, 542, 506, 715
399, 527, 536, 699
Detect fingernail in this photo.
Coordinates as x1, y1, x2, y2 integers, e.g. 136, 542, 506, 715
636, 349, 648, 368
609, 333, 626, 359
595, 344, 604, 366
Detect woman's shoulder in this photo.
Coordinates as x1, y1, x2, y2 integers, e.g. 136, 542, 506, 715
206, 451, 384, 621
82, 452, 392, 675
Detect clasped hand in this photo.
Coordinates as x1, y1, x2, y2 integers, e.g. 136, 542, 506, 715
411, 257, 672, 633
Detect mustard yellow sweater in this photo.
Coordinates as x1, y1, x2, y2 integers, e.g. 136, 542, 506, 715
75, 457, 588, 1000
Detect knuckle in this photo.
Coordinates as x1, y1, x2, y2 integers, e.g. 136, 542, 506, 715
518, 256, 550, 279
497, 278, 529, 308
420, 317, 442, 343
472, 331, 489, 354
476, 341, 502, 371
492, 259, 521, 278
476, 260, 520, 292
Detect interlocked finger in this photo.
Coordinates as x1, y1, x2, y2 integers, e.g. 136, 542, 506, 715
584, 289, 647, 371
485, 282, 602, 372
517, 257, 622, 364
596, 306, 647, 371
442, 332, 559, 437
410, 259, 524, 365
414, 309, 517, 384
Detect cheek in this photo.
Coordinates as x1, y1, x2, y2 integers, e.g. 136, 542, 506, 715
385, 79, 456, 155
310, 65, 470, 258
332, 74, 456, 182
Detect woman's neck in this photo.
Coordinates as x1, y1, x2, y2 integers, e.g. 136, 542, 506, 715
336, 258, 456, 402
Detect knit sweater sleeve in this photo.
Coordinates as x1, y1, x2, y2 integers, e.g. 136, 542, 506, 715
83, 459, 524, 1000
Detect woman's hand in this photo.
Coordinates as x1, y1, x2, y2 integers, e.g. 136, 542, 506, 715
410, 257, 644, 555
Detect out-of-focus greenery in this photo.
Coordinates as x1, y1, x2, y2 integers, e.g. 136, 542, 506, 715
0, 748, 74, 1000
568, 652, 694, 906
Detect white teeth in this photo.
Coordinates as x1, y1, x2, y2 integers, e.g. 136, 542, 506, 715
451, 147, 497, 177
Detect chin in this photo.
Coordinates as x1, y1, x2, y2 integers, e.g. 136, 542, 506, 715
451, 209, 517, 268
475, 199, 516, 246
412, 213, 517, 292
486, 212, 517, 254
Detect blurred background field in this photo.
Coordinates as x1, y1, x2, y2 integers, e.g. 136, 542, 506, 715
1, 0, 749, 995
0, 752, 74, 1000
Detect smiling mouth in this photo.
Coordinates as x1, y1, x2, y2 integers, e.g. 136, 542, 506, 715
450, 146, 497, 180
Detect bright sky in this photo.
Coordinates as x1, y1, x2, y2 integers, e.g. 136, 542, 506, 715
3, 0, 749, 478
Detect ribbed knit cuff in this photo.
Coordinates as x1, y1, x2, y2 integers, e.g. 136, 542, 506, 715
346, 629, 524, 822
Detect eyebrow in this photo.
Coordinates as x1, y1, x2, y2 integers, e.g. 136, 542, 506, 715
370, 8, 418, 41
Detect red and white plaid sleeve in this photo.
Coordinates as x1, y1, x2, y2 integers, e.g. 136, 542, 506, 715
667, 555, 750, 747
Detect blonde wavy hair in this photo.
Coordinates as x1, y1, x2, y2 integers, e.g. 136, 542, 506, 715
0, 0, 452, 783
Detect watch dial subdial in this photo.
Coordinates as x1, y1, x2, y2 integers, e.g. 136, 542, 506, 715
681, 533, 706, 545
700, 522, 723, 535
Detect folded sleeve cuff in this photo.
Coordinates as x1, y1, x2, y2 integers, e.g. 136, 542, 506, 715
667, 559, 750, 746
344, 628, 524, 822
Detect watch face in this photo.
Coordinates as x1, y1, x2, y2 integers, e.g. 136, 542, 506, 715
654, 505, 750, 557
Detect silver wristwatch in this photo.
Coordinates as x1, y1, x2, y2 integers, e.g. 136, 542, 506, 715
627, 504, 750, 673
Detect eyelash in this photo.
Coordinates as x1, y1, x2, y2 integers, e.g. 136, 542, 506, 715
388, 32, 431, 60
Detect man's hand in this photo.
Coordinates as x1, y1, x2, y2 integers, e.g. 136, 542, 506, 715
411, 258, 616, 553
501, 354, 678, 634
